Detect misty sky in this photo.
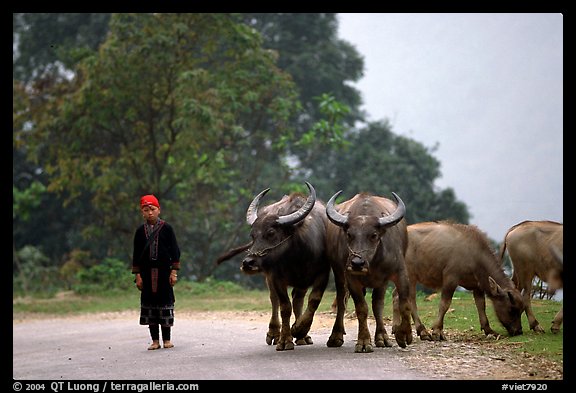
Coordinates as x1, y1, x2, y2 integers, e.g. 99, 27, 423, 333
337, 13, 563, 242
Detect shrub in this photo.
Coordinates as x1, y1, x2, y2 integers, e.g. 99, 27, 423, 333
13, 245, 61, 296
73, 258, 133, 294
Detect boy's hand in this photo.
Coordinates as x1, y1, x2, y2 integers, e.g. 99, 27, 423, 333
170, 272, 178, 286
135, 274, 143, 291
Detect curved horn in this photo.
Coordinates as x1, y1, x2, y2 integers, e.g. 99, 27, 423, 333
246, 187, 271, 225
326, 190, 348, 227
276, 181, 316, 226
378, 192, 406, 228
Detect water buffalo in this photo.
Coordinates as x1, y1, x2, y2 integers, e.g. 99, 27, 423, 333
404, 221, 524, 341
216, 182, 338, 351
325, 191, 413, 352
499, 220, 563, 333
548, 245, 563, 292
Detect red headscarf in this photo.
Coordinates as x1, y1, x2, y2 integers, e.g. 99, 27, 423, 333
140, 194, 160, 209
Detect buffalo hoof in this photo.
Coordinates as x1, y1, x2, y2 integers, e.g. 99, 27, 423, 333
431, 331, 446, 341
417, 328, 433, 341
291, 320, 312, 338
295, 335, 313, 345
354, 342, 373, 353
482, 326, 498, 336
551, 325, 562, 334
374, 335, 393, 348
275, 340, 295, 351
531, 324, 546, 334
404, 330, 413, 345
326, 335, 344, 347
266, 332, 279, 345
394, 332, 411, 348
483, 329, 501, 340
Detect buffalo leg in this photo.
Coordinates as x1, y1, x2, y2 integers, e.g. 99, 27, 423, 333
331, 286, 351, 313
291, 287, 306, 320
472, 289, 499, 337
327, 268, 347, 348
292, 271, 330, 345
265, 276, 280, 345
372, 285, 392, 347
269, 280, 294, 351
390, 272, 413, 348
349, 280, 372, 353
291, 287, 313, 345
431, 283, 457, 341
516, 273, 545, 333
551, 307, 563, 333
405, 279, 432, 341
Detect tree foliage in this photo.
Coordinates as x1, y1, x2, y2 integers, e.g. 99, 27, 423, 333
241, 13, 364, 126
311, 120, 469, 224
13, 13, 471, 293
13, 13, 111, 82
19, 13, 302, 282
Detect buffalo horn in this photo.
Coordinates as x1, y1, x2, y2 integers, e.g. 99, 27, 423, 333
276, 181, 317, 226
326, 190, 347, 227
246, 187, 271, 225
377, 192, 406, 228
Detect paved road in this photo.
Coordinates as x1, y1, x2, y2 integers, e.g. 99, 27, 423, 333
13, 313, 430, 381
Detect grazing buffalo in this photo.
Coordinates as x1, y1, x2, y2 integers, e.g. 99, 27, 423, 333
325, 191, 413, 352
499, 220, 563, 333
216, 182, 336, 350
404, 221, 524, 341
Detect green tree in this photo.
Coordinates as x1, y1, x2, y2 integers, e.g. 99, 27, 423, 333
14, 13, 471, 288
13, 245, 59, 295
241, 13, 364, 127
13, 13, 111, 82
312, 120, 470, 225
21, 13, 301, 282
187, 14, 366, 284
13, 14, 110, 264
240, 14, 364, 177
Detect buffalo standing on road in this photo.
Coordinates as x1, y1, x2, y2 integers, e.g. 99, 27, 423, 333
217, 182, 338, 351
325, 191, 413, 352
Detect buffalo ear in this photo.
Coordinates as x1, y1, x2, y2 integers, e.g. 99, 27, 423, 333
488, 276, 504, 297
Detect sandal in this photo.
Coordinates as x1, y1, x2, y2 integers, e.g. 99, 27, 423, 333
163, 341, 174, 349
147, 341, 161, 350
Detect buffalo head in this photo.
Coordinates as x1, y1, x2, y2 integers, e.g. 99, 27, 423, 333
488, 277, 524, 336
241, 181, 316, 274
326, 191, 406, 275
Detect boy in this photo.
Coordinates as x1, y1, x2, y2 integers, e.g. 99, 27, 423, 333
132, 194, 181, 350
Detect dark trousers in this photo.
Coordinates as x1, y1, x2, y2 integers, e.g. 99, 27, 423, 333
149, 324, 171, 341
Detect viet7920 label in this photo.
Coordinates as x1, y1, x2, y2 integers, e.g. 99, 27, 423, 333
502, 383, 548, 391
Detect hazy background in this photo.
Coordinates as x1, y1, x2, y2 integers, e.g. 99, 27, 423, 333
338, 13, 563, 241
